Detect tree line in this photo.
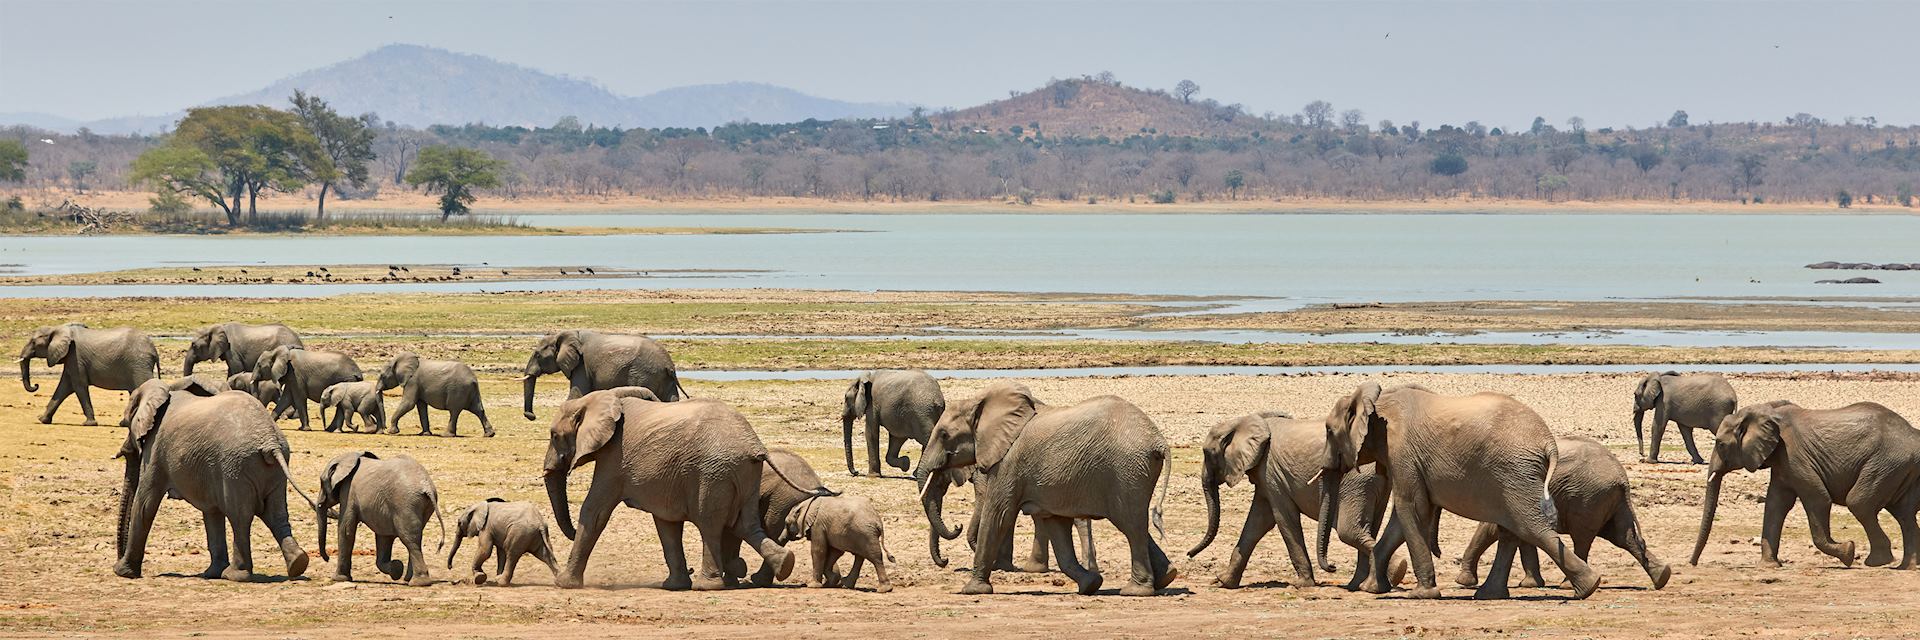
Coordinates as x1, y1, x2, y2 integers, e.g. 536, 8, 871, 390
4, 81, 1919, 214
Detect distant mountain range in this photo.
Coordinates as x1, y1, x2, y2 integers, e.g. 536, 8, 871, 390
2, 44, 913, 134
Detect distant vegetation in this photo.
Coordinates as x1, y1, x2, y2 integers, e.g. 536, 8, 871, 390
5, 74, 1920, 210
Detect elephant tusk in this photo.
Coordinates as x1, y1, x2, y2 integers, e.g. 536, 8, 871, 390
1307, 468, 1325, 485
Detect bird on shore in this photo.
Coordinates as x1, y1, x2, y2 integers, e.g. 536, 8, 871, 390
239, 269, 248, 274
191, 267, 201, 272
584, 267, 596, 275
501, 270, 510, 276
319, 267, 329, 273
451, 267, 462, 275
388, 265, 399, 271
400, 266, 410, 273
559, 269, 569, 275
306, 271, 316, 278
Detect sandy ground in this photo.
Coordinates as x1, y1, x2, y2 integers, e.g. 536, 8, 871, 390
28, 189, 1919, 217
4, 370, 1920, 638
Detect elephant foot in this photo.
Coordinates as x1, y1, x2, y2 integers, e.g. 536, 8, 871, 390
1074, 572, 1103, 595
523, 411, 538, 422
661, 575, 694, 591
805, 579, 825, 588
888, 457, 911, 473
960, 579, 994, 595
1473, 582, 1509, 600
772, 548, 796, 581
378, 560, 405, 581
1343, 577, 1366, 591
36, 414, 52, 425
1649, 563, 1672, 590
332, 573, 354, 583
113, 561, 140, 579
750, 566, 774, 588
1517, 574, 1545, 589
1015, 557, 1050, 573
279, 538, 307, 577
1568, 570, 1601, 600
1154, 566, 1178, 591
1388, 557, 1410, 586
1760, 557, 1783, 569
1640, 455, 1658, 464
725, 556, 748, 580
1211, 572, 1242, 589
555, 573, 584, 589
1408, 586, 1442, 599
1453, 566, 1479, 588
1836, 541, 1858, 568
1866, 547, 1895, 567
875, 581, 893, 594
199, 563, 229, 579
482, 429, 495, 438
82, 418, 98, 427
221, 567, 254, 583
472, 571, 488, 585
690, 575, 728, 591
409, 575, 435, 587
1361, 577, 1392, 594
1689, 456, 1706, 465
1118, 580, 1157, 597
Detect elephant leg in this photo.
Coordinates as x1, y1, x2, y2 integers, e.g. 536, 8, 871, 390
1850, 502, 1895, 567
502, 548, 522, 586
717, 530, 745, 587
1017, 515, 1051, 573
391, 394, 418, 434
1893, 505, 1920, 570
730, 493, 794, 586
1678, 425, 1707, 465
446, 408, 461, 437
261, 487, 306, 578
1078, 518, 1100, 574
1215, 496, 1275, 589
332, 509, 360, 581
1040, 516, 1101, 595
653, 517, 693, 591
38, 376, 73, 424
1518, 541, 1545, 588
1504, 514, 1600, 599
375, 534, 405, 581
844, 553, 864, 589
114, 469, 168, 578
868, 546, 893, 593
1643, 408, 1667, 463
884, 434, 911, 473
1476, 529, 1519, 600
326, 406, 346, 433
1798, 491, 1857, 566
1362, 513, 1405, 593
411, 396, 433, 436
470, 403, 495, 438
1759, 480, 1795, 568
1267, 499, 1316, 587
536, 537, 562, 581
72, 382, 98, 426
470, 531, 496, 585
690, 518, 737, 591
401, 528, 432, 586
1600, 508, 1670, 589
963, 505, 1018, 594
864, 414, 883, 476
806, 539, 830, 588
1110, 508, 1165, 596
292, 384, 311, 431
200, 510, 231, 578
223, 508, 258, 583
1383, 490, 1443, 598
1454, 522, 1498, 587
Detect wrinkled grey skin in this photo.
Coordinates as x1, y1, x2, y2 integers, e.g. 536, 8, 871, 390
20, 323, 160, 427
315, 451, 446, 586
751, 449, 834, 586
1188, 410, 1390, 590
1634, 372, 1738, 464
1693, 400, 1920, 570
168, 373, 230, 394
961, 493, 1101, 575
114, 379, 311, 582
183, 322, 303, 377
319, 380, 386, 434
447, 499, 560, 586
521, 330, 686, 421
1319, 382, 1600, 600
915, 381, 1176, 596
226, 372, 281, 408
1454, 435, 1671, 590
543, 388, 796, 591
782, 494, 896, 593
254, 346, 363, 431
842, 370, 946, 477
381, 352, 492, 437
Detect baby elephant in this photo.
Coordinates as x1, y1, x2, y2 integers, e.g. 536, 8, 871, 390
320, 380, 387, 434
380, 352, 493, 437
447, 498, 561, 586
782, 494, 895, 593
226, 372, 281, 409
316, 451, 446, 585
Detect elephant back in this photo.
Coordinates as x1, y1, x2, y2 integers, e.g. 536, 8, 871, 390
152, 392, 286, 463
621, 398, 767, 461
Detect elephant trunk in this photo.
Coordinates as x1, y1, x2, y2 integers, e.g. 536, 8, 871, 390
1690, 468, 1727, 565
1316, 469, 1341, 574
19, 355, 35, 393
183, 352, 200, 377
521, 374, 540, 421
919, 474, 960, 567
546, 471, 577, 541
842, 412, 858, 475
1187, 464, 1222, 558
446, 529, 464, 570
317, 500, 330, 563
1633, 407, 1647, 459
115, 451, 138, 558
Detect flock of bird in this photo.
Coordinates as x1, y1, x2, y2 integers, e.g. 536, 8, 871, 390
160, 264, 607, 285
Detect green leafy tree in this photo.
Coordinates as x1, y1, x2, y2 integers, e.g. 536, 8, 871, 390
405, 146, 504, 221
138, 105, 327, 224
67, 160, 97, 193
1223, 169, 1246, 199
0, 139, 26, 182
129, 144, 224, 216
1667, 110, 1690, 128
1537, 173, 1571, 201
290, 91, 377, 219
1429, 153, 1469, 176
1628, 144, 1663, 173
1174, 79, 1200, 104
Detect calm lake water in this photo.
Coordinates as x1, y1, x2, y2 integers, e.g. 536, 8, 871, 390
3, 213, 1916, 303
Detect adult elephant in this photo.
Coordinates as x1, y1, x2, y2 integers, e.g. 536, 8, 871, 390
544, 387, 819, 590
522, 330, 687, 421
752, 449, 838, 585
1317, 382, 1601, 600
915, 381, 1176, 596
182, 322, 303, 377
1453, 435, 1671, 591
842, 370, 945, 477
1634, 371, 1737, 464
1188, 410, 1390, 590
255, 345, 364, 431
20, 323, 161, 427
1692, 400, 1920, 569
380, 352, 493, 437
113, 379, 313, 581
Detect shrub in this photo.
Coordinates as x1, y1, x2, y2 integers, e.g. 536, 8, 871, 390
1836, 190, 1853, 208
1150, 189, 1177, 204
148, 191, 193, 214
1429, 154, 1469, 176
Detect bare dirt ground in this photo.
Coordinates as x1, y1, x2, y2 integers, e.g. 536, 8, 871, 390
4, 371, 1920, 638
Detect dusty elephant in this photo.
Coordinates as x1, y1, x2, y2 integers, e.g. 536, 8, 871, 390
183, 322, 303, 377
315, 451, 446, 585
915, 381, 1176, 596
544, 388, 817, 590
1188, 410, 1390, 590
782, 494, 895, 593
19, 323, 160, 427
380, 352, 492, 437
318, 380, 386, 434
842, 369, 945, 477
113, 379, 312, 581
1693, 400, 1920, 569
521, 330, 686, 421
1453, 435, 1671, 590
749, 449, 840, 586
254, 345, 363, 431
447, 498, 561, 586
1634, 371, 1737, 464
1319, 382, 1601, 600
226, 372, 281, 408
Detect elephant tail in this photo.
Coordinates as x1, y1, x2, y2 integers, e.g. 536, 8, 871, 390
1539, 447, 1560, 531
673, 374, 691, 400
267, 447, 318, 512
761, 453, 838, 498
1151, 450, 1171, 540
431, 492, 447, 552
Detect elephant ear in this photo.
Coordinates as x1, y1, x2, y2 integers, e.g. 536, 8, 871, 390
1636, 374, 1663, 410
1338, 382, 1384, 469
209, 325, 233, 362
268, 348, 292, 381
1220, 415, 1271, 485
1737, 407, 1785, 471
123, 380, 175, 457
47, 325, 75, 366
571, 391, 628, 467
973, 382, 1037, 471
323, 452, 379, 504
555, 333, 583, 374
461, 502, 491, 536
848, 373, 874, 417
173, 376, 221, 397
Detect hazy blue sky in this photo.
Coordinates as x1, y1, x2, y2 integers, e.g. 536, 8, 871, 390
3, 0, 1916, 128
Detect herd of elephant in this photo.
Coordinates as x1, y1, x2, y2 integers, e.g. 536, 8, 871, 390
21, 321, 1920, 599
